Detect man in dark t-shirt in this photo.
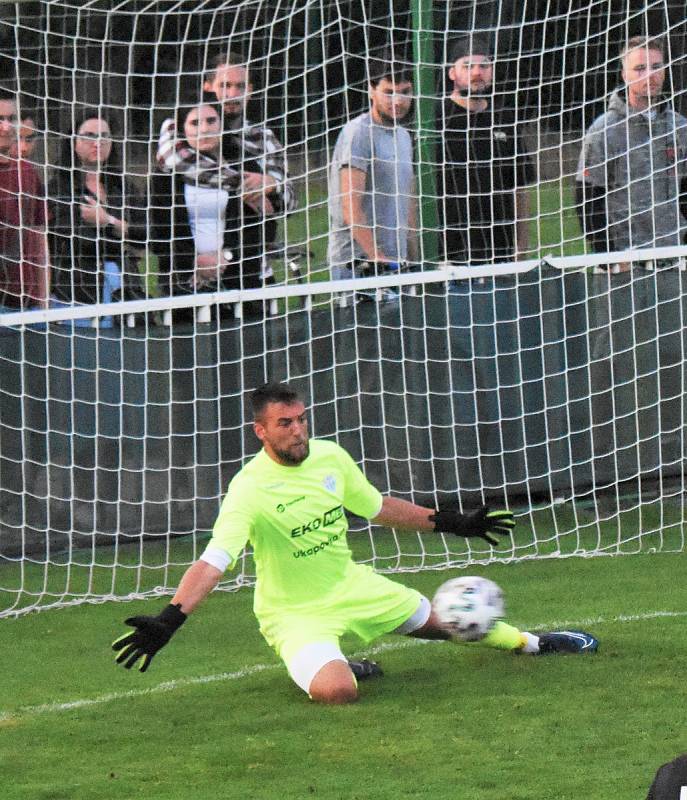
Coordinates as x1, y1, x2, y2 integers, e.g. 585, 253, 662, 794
438, 36, 533, 265
0, 90, 49, 309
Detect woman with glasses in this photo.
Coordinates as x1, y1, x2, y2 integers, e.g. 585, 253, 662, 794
49, 109, 147, 325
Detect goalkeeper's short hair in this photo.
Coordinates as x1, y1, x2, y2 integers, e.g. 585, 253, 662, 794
250, 382, 303, 419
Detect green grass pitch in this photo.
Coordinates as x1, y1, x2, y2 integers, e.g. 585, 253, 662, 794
2, 548, 686, 800
1, 179, 678, 798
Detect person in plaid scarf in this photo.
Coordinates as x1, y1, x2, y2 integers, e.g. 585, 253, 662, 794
155, 52, 295, 295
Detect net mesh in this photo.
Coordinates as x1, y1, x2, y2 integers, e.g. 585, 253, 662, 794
0, 0, 686, 616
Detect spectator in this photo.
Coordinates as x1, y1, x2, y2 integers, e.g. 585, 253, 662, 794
156, 52, 295, 291
8, 111, 39, 164
151, 99, 258, 302
328, 57, 417, 282
0, 88, 49, 310
49, 109, 147, 324
646, 753, 687, 799
438, 35, 533, 265
576, 36, 687, 270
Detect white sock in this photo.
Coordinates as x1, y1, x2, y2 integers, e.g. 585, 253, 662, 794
520, 632, 540, 654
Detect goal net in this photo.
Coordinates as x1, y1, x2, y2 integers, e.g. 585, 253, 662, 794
1, 0, 686, 617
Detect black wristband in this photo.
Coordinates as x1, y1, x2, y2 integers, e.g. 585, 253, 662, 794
158, 602, 187, 631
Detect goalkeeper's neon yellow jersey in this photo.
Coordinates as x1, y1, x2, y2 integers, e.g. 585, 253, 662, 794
207, 439, 383, 616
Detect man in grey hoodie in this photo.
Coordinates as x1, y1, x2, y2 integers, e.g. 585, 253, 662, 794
576, 36, 687, 269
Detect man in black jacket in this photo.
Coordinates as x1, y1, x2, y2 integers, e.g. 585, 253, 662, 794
204, 52, 295, 288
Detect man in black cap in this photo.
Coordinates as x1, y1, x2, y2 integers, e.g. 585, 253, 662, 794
438, 34, 533, 265
646, 754, 687, 799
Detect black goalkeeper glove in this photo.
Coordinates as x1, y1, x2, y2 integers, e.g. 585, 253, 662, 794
429, 504, 515, 546
112, 603, 187, 673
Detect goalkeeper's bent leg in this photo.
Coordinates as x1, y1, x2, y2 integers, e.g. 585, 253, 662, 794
403, 599, 538, 652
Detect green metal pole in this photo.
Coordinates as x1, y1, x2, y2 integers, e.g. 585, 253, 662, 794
411, 0, 438, 266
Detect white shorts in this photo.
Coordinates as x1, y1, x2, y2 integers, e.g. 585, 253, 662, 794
286, 595, 431, 694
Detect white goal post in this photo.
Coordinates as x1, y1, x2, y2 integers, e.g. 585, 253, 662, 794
1, 0, 687, 617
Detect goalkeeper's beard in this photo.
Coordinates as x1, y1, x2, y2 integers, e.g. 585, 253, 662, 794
273, 440, 310, 465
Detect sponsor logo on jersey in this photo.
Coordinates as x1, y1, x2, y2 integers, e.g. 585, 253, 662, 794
290, 504, 344, 538
494, 130, 508, 141
322, 474, 337, 493
293, 532, 341, 558
276, 495, 306, 513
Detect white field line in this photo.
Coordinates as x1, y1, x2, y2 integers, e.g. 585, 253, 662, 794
2, 609, 685, 723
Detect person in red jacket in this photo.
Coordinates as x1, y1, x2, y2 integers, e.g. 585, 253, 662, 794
0, 89, 49, 311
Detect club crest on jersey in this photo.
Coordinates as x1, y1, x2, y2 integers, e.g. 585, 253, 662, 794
322, 474, 337, 493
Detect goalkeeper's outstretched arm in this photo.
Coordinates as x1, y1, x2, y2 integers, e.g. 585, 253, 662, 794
372, 496, 515, 546
112, 560, 222, 672
170, 559, 223, 614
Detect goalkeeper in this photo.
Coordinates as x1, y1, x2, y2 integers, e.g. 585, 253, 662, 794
113, 382, 598, 703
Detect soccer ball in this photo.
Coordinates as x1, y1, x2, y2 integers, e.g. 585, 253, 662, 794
431, 576, 504, 641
